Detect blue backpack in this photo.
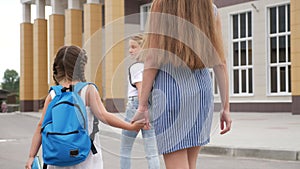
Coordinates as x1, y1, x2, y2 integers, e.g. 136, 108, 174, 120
41, 82, 98, 167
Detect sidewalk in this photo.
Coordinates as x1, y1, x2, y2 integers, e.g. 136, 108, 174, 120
203, 112, 300, 161
21, 111, 300, 161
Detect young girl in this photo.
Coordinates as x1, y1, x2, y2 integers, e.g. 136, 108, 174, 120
25, 45, 145, 169
120, 34, 160, 169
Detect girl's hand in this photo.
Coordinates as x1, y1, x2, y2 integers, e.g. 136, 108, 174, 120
130, 119, 146, 131
220, 109, 232, 135
25, 157, 34, 169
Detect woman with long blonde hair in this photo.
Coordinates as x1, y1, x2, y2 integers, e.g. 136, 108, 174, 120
132, 0, 232, 168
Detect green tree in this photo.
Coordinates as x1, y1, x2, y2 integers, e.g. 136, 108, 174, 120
1, 69, 19, 93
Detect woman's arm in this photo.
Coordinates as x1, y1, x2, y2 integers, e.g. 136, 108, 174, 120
131, 54, 158, 128
213, 64, 231, 135
131, 0, 161, 126
87, 85, 144, 131
25, 94, 51, 169
213, 12, 232, 135
138, 65, 158, 112
135, 82, 142, 100
213, 64, 229, 111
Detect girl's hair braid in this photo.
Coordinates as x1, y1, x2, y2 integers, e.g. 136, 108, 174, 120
77, 49, 88, 82
52, 45, 88, 84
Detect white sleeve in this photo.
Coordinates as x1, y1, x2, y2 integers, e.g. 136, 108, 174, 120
50, 90, 56, 99
80, 84, 98, 106
130, 63, 144, 85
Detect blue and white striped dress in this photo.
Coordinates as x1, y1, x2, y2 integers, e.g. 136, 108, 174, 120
150, 63, 214, 154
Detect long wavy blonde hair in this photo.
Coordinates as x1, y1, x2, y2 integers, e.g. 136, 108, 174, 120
142, 0, 225, 69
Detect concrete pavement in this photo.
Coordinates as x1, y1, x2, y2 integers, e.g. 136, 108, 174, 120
20, 111, 300, 161
203, 112, 300, 161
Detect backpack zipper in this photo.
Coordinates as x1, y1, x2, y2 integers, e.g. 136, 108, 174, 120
46, 130, 79, 136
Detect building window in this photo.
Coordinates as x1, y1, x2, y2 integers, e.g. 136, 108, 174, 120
209, 70, 219, 95
140, 3, 151, 31
231, 12, 253, 95
268, 4, 291, 94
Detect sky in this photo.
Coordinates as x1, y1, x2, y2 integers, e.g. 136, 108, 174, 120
0, 1, 51, 83
0, 1, 22, 83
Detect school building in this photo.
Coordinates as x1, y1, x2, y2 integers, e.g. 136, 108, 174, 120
20, 0, 300, 114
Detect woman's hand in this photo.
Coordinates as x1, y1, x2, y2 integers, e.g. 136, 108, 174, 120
220, 109, 232, 135
131, 106, 150, 130
25, 156, 34, 169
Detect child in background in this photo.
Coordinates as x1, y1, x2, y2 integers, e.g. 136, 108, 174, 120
120, 34, 160, 169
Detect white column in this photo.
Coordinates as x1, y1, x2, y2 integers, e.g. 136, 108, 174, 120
36, 0, 45, 19
68, 0, 81, 10
51, 0, 65, 15
22, 3, 31, 23
87, 0, 100, 4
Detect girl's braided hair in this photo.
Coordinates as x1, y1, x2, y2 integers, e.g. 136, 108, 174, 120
53, 45, 87, 85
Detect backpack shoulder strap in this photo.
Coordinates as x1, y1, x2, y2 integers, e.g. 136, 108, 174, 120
42, 85, 63, 129
74, 82, 98, 93
84, 83, 100, 142
76, 82, 99, 154
74, 82, 88, 93
49, 85, 63, 97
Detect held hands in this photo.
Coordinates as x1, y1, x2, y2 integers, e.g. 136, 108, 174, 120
220, 109, 232, 135
130, 118, 146, 131
131, 107, 151, 131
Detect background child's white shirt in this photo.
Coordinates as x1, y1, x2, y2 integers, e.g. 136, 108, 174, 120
127, 63, 144, 97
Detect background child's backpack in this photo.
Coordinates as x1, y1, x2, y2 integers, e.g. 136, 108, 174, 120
41, 82, 98, 167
